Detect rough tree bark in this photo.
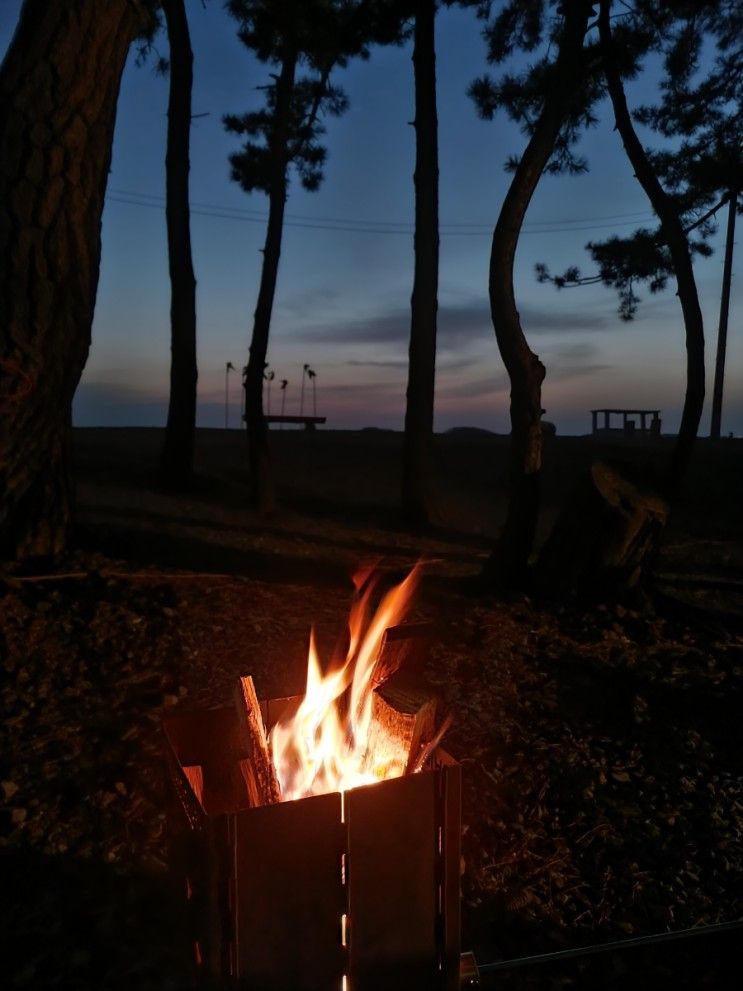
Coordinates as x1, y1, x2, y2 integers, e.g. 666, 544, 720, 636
0, 0, 149, 561
481, 0, 593, 589
598, 0, 705, 496
243, 53, 297, 513
402, 0, 439, 527
160, 0, 198, 488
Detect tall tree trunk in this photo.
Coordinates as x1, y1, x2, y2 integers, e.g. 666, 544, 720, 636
709, 189, 737, 439
244, 53, 296, 513
160, 0, 198, 488
481, 1, 593, 589
402, 0, 439, 527
0, 0, 149, 562
598, 0, 705, 496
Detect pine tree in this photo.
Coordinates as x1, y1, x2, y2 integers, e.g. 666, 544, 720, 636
0, 0, 154, 561
402, 0, 439, 527
537, 1, 742, 489
471, 0, 741, 594
225, 0, 378, 512
469, 0, 600, 588
402, 0, 482, 527
160, 0, 198, 488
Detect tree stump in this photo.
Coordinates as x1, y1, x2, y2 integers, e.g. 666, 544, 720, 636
536, 461, 669, 601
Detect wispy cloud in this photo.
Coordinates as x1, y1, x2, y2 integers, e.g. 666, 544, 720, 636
346, 358, 408, 369
278, 286, 342, 317
520, 304, 608, 334
320, 379, 402, 397
542, 341, 600, 362
436, 373, 510, 399
549, 362, 612, 381
539, 340, 611, 381
295, 296, 609, 350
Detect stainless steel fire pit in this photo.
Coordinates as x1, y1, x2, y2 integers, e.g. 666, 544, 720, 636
164, 692, 461, 991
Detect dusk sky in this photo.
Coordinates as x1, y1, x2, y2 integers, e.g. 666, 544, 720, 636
2, 1, 740, 435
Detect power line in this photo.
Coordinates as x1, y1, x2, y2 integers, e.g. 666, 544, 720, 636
105, 190, 656, 236
108, 185, 654, 230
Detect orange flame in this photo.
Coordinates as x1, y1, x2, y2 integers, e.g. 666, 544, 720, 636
270, 566, 420, 801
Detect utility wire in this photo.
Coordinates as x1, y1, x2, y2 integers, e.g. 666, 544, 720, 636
108, 185, 654, 228
476, 918, 743, 979
106, 186, 655, 235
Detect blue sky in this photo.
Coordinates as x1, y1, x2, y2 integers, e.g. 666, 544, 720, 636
2, 1, 740, 434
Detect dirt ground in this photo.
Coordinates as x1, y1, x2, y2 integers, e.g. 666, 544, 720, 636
1, 427, 742, 989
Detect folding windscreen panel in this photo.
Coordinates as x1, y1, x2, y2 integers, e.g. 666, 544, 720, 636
164, 698, 461, 991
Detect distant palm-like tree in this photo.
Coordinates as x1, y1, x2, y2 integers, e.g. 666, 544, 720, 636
280, 378, 288, 419
224, 0, 374, 512
225, 361, 236, 429
306, 367, 317, 417
264, 366, 275, 414
300, 363, 310, 415
240, 364, 248, 421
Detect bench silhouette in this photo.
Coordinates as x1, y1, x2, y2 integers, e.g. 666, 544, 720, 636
591, 408, 661, 436
241, 414, 326, 431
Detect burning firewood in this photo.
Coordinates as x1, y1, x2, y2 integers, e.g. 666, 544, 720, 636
234, 676, 282, 806
367, 691, 416, 775
182, 765, 204, 806
407, 711, 455, 775
371, 623, 432, 689
369, 621, 455, 773
404, 698, 438, 775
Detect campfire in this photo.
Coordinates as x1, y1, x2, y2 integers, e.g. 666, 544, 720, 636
164, 566, 462, 990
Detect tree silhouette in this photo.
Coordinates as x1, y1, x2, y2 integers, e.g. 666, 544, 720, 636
469, 0, 597, 588
711, 191, 740, 439
300, 363, 310, 415
280, 378, 288, 419
159, 0, 198, 487
0, 0, 154, 560
402, 0, 438, 527
536, 2, 742, 482
401, 0, 482, 527
264, 366, 275, 414
225, 362, 236, 428
306, 367, 317, 417
225, 0, 376, 511
471, 0, 741, 596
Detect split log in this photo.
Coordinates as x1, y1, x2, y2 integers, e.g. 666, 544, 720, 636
163, 707, 251, 815
408, 712, 454, 774
183, 765, 204, 807
369, 692, 415, 766
368, 691, 415, 776
207, 761, 250, 813
234, 676, 282, 806
404, 698, 438, 775
536, 461, 669, 601
371, 623, 432, 689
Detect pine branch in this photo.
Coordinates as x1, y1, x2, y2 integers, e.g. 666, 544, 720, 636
684, 191, 731, 234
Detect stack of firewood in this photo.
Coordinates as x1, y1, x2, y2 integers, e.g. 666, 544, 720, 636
231, 625, 453, 807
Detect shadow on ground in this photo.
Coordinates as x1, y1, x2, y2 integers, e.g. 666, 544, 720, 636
1, 850, 194, 991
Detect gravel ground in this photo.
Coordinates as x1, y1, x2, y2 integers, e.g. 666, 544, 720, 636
1, 428, 742, 988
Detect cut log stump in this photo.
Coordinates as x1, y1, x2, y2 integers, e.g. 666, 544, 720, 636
536, 461, 669, 601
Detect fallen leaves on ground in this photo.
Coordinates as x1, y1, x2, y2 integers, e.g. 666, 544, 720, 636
1, 557, 742, 989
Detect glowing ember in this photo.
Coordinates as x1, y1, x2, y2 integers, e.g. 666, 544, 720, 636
270, 565, 421, 801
